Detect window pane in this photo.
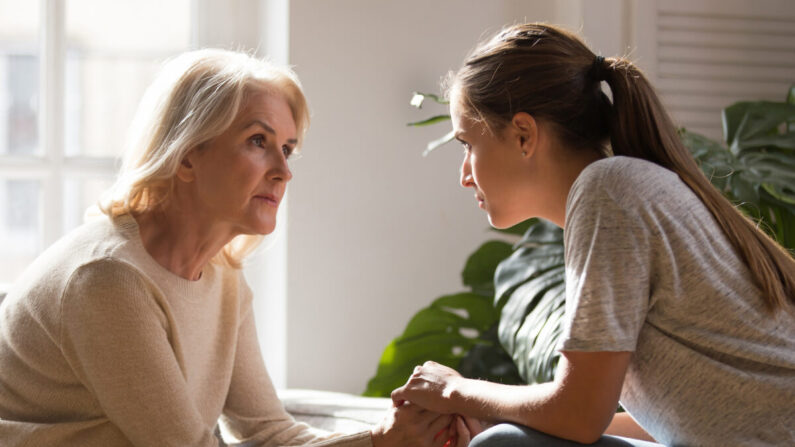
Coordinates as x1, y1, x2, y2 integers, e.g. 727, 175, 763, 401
0, 0, 40, 157
65, 0, 191, 158
0, 178, 41, 285
63, 176, 114, 233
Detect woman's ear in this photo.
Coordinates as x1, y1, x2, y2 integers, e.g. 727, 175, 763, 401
512, 112, 538, 158
176, 151, 197, 183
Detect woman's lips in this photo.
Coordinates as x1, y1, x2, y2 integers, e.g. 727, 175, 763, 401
254, 194, 279, 207
476, 194, 485, 209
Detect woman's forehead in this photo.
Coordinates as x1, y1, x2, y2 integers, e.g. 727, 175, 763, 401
235, 92, 297, 136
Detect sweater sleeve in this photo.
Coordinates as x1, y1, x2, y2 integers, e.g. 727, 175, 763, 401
220, 288, 373, 447
58, 259, 220, 447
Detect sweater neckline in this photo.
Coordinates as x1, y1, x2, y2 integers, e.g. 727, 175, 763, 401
111, 213, 217, 294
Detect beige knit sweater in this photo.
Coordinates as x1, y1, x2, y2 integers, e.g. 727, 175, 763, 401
0, 214, 373, 447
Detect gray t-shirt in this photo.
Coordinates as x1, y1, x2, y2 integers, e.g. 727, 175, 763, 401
560, 156, 795, 446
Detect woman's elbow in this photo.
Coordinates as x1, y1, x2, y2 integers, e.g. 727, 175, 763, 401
559, 403, 615, 444
535, 412, 610, 444
569, 427, 605, 445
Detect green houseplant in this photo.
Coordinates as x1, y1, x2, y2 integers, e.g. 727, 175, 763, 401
363, 87, 795, 397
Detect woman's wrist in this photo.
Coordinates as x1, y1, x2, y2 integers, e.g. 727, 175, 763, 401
444, 376, 476, 415
447, 378, 517, 422
369, 427, 384, 447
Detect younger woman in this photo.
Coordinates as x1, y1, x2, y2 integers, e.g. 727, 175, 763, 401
392, 24, 795, 446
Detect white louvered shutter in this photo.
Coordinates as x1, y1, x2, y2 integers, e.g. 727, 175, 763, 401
633, 0, 795, 142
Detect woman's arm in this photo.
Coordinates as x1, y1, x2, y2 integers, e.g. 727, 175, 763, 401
391, 350, 631, 444
605, 412, 656, 442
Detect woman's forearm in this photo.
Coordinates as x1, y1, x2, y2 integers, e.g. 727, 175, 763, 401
448, 378, 552, 422
448, 378, 603, 444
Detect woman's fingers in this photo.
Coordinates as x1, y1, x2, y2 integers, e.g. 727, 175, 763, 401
437, 430, 455, 447
461, 415, 483, 438
391, 385, 408, 406
428, 412, 454, 435
454, 416, 471, 447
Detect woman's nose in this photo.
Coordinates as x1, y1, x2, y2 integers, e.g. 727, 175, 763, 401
268, 156, 293, 182
460, 156, 473, 188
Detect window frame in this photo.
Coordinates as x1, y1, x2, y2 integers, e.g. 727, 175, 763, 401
0, 0, 197, 292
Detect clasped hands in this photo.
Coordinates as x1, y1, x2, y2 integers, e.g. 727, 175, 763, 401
371, 361, 483, 447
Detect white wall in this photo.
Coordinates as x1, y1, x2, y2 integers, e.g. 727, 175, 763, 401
284, 0, 585, 394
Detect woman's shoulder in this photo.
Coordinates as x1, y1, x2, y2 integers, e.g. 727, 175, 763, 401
572, 156, 686, 206
6, 215, 143, 299
580, 156, 677, 188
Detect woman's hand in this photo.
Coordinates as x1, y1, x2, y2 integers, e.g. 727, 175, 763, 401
390, 361, 465, 414
446, 414, 484, 447
370, 402, 454, 447
459, 415, 484, 440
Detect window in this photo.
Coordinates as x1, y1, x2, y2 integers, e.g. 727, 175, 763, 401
0, 0, 192, 288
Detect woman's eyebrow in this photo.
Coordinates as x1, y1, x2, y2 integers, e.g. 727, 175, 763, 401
244, 119, 298, 144
243, 119, 275, 134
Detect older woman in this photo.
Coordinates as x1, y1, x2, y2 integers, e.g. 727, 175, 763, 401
0, 49, 467, 447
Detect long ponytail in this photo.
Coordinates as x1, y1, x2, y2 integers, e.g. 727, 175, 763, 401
452, 23, 795, 311
598, 57, 795, 311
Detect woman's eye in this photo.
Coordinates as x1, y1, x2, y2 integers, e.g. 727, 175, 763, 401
251, 135, 265, 147
461, 141, 471, 152
282, 145, 293, 159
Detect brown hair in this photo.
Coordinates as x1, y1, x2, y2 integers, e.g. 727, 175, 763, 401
450, 23, 794, 311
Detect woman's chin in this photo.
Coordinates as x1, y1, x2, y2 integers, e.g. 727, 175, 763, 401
258, 225, 277, 236
487, 213, 524, 230
487, 218, 509, 230
245, 220, 277, 236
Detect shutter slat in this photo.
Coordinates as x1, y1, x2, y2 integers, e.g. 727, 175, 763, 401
657, 77, 790, 97
658, 29, 795, 50
662, 93, 739, 111
658, 0, 795, 20
658, 61, 795, 83
658, 14, 795, 35
658, 46, 795, 67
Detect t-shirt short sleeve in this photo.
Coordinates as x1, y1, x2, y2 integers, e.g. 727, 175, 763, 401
560, 161, 655, 352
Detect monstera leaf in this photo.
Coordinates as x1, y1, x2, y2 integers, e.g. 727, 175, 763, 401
686, 132, 795, 248
723, 101, 795, 154
494, 219, 565, 384
683, 88, 795, 250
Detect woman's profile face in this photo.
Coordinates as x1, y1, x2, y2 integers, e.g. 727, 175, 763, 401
183, 90, 297, 236
451, 93, 531, 229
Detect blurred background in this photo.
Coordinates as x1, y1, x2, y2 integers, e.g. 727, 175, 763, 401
1, 0, 793, 394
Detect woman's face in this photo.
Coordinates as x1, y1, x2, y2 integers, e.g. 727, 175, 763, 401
182, 90, 297, 236
451, 93, 533, 229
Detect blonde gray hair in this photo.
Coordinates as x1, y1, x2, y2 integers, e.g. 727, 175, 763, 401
100, 48, 309, 268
